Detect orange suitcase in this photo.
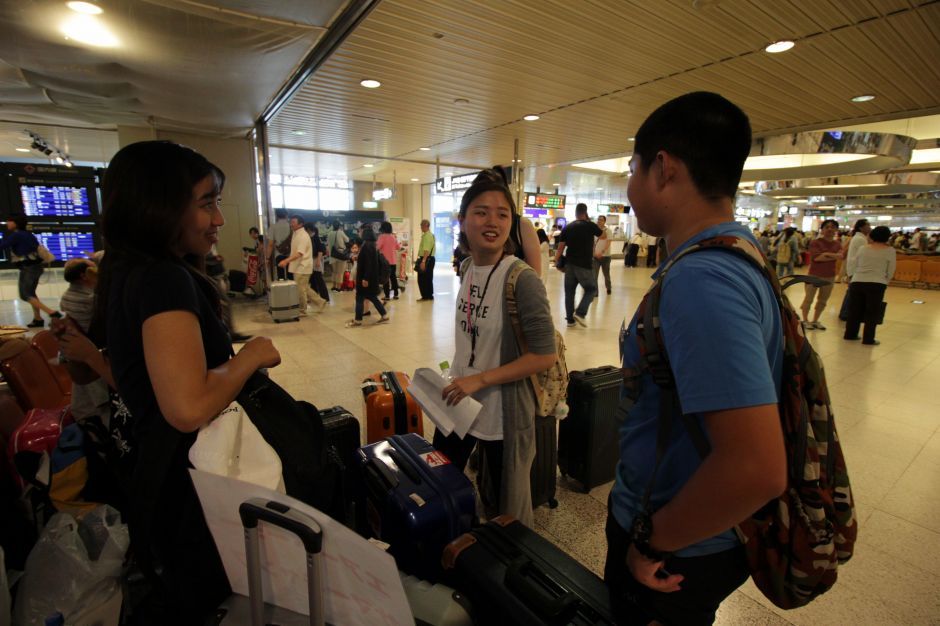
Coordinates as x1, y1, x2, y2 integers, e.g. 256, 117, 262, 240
361, 371, 423, 443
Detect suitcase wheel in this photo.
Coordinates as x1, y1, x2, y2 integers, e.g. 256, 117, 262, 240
549, 498, 558, 509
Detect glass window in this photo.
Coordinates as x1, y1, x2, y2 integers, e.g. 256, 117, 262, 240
319, 187, 352, 211
283, 186, 317, 210
269, 185, 284, 209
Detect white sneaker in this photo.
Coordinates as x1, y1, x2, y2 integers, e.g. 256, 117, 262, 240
573, 314, 587, 327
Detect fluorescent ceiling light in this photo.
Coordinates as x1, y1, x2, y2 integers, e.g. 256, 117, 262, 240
410, 178, 419, 182
15, 148, 29, 152
61, 14, 119, 47
67, 1, 103, 14
552, 183, 561, 186
572, 156, 630, 173
419, 147, 431, 151
595, 187, 604, 191
851, 94, 875, 103
360, 79, 381, 89
743, 153, 868, 170
627, 137, 635, 141
290, 130, 305, 136
910, 148, 940, 164
524, 114, 540, 121
363, 163, 373, 168
877, 215, 892, 221
765, 40, 795, 54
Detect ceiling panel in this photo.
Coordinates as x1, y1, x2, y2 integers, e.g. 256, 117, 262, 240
270, 0, 940, 177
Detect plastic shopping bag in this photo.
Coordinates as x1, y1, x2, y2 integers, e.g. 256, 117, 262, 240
189, 400, 285, 492
13, 506, 129, 626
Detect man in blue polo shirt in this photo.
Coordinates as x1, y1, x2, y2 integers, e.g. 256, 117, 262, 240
605, 92, 786, 625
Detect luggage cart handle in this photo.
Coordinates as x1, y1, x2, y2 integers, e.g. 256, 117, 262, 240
239, 498, 325, 626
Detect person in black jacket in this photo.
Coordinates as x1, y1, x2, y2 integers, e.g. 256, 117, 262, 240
347, 225, 389, 326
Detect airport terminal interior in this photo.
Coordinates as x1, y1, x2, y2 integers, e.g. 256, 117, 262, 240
1, 0, 939, 624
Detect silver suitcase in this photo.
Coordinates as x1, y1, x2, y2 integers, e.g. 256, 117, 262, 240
209, 498, 325, 625
269, 279, 300, 323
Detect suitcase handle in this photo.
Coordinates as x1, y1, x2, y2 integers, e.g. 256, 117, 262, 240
386, 448, 423, 486
505, 555, 579, 620
239, 498, 325, 626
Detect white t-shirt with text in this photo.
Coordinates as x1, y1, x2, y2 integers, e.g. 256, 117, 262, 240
453, 259, 513, 440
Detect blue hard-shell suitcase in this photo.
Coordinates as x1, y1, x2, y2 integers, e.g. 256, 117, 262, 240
356, 433, 476, 581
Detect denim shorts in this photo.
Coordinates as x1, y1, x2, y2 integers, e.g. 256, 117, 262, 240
18, 262, 44, 301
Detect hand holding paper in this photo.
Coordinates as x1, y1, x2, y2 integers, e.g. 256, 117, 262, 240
408, 368, 482, 439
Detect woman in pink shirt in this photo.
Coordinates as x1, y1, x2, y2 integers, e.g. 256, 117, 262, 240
376, 221, 401, 300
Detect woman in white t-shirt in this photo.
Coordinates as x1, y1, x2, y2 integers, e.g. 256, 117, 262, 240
433, 168, 557, 526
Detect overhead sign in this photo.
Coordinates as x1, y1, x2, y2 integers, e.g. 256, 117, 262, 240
372, 188, 394, 201
361, 201, 379, 209
435, 173, 478, 193
598, 203, 627, 214
524, 193, 566, 210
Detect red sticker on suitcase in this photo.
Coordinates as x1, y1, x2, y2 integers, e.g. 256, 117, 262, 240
420, 451, 451, 467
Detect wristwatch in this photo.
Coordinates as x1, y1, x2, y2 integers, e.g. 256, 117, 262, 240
630, 512, 672, 562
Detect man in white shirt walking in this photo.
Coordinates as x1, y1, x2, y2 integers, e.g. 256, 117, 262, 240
278, 215, 326, 315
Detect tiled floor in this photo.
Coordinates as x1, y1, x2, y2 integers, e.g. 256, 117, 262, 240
6, 261, 939, 624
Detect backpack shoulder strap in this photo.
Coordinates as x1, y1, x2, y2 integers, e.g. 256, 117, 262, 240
458, 257, 473, 283
504, 260, 529, 350
636, 234, 776, 512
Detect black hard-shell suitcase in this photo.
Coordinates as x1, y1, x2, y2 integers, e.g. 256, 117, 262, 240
442, 516, 614, 626
531, 414, 559, 509
209, 498, 325, 626
320, 406, 361, 529
558, 366, 622, 493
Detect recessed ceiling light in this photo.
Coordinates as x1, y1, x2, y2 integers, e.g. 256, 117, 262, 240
419, 147, 431, 151
523, 114, 540, 121
66, 1, 103, 15
595, 187, 604, 191
363, 163, 373, 168
851, 94, 875, 103
764, 40, 795, 54
360, 79, 381, 89
627, 137, 635, 141
290, 130, 305, 136
15, 148, 29, 152
453, 98, 470, 106
552, 183, 561, 186
410, 178, 420, 182
61, 14, 119, 46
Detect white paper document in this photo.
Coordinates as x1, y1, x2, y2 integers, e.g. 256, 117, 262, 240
408, 368, 482, 439
190, 470, 413, 626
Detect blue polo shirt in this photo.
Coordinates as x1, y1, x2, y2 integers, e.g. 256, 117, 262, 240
0, 230, 40, 259
611, 222, 782, 557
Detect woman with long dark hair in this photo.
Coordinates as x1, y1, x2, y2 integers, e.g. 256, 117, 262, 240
92, 141, 281, 619
434, 169, 556, 526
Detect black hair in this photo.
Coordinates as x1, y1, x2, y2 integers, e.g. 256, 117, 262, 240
379, 221, 393, 234
820, 219, 839, 230
360, 224, 376, 242
290, 214, 305, 225
93, 140, 223, 341
634, 91, 751, 200
8, 214, 27, 230
275, 208, 288, 220
575, 203, 588, 216
333, 220, 342, 230
536, 228, 549, 245
782, 227, 795, 241
852, 218, 869, 234
457, 167, 518, 254
63, 261, 91, 283
248, 226, 259, 235
869, 225, 891, 243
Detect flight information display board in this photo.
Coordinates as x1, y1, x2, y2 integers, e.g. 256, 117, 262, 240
33, 231, 96, 261
524, 193, 566, 210
20, 184, 92, 218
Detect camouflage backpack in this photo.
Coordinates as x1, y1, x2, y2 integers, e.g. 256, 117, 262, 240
635, 234, 856, 610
